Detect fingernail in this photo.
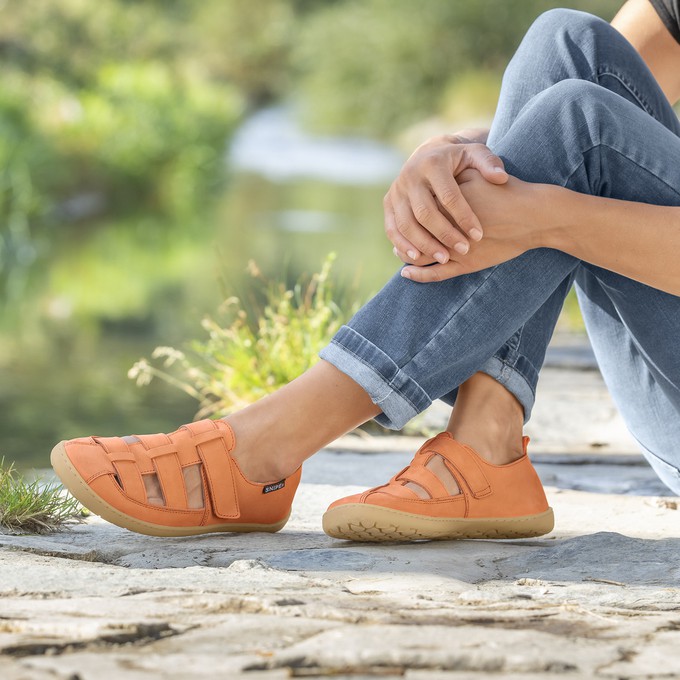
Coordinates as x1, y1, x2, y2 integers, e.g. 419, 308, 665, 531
393, 247, 399, 257
434, 251, 448, 264
407, 249, 418, 260
401, 268, 411, 279
470, 228, 483, 241
493, 166, 505, 173
454, 242, 469, 255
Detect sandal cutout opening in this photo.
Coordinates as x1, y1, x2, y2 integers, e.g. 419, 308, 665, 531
403, 454, 461, 499
143, 473, 166, 507
403, 480, 431, 499
183, 463, 204, 509
112, 474, 124, 491
426, 454, 461, 496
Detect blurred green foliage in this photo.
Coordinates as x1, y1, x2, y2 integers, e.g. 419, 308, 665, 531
1, 0, 612, 465
293, 0, 622, 136
0, 0, 244, 232
0, 0, 624, 270
129, 254, 354, 418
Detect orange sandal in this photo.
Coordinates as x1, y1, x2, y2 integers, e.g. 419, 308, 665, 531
51, 419, 300, 537
323, 432, 553, 542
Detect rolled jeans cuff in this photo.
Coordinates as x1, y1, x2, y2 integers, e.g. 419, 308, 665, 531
479, 354, 537, 423
318, 325, 432, 430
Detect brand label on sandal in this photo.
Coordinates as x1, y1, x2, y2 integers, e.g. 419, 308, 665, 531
263, 480, 285, 494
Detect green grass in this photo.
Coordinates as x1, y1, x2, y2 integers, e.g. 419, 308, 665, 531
0, 458, 85, 534
129, 253, 355, 419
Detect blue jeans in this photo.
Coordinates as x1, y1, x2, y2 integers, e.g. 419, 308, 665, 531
320, 9, 680, 495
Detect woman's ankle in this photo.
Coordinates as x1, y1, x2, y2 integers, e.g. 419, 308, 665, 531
446, 372, 525, 465
223, 413, 301, 484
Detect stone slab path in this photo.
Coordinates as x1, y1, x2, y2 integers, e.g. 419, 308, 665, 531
2, 363, 680, 679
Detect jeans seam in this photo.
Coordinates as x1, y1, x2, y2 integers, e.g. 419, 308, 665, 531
596, 67, 659, 120
329, 338, 422, 412
565, 143, 680, 197
491, 354, 537, 399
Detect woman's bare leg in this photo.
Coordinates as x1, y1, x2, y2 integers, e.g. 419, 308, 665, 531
225, 360, 380, 482
446, 372, 524, 464
226, 361, 522, 493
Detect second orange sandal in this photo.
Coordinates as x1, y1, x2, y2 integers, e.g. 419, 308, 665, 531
323, 432, 553, 542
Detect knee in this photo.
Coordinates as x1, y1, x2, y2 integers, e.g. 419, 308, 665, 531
531, 79, 612, 131
527, 8, 609, 45
512, 8, 615, 72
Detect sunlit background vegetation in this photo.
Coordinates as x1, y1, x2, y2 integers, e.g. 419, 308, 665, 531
1, 0, 621, 467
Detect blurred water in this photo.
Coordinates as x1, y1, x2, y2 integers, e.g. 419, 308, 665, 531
1, 111, 404, 469
230, 106, 403, 184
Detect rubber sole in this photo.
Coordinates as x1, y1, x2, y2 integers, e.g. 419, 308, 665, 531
50, 442, 290, 537
322, 503, 554, 542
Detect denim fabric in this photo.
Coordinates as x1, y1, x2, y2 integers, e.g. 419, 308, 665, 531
319, 9, 680, 494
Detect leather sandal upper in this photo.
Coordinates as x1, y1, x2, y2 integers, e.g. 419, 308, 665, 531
63, 419, 300, 529
328, 432, 549, 519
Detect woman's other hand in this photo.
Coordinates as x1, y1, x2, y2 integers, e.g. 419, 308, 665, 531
400, 169, 543, 283
385, 132, 508, 266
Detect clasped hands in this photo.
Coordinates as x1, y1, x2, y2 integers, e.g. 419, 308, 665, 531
384, 134, 535, 283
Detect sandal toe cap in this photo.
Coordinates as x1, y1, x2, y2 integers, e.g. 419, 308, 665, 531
62, 438, 116, 481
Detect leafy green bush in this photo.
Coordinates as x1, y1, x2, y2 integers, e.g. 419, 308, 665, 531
0, 0, 245, 232
58, 61, 243, 216
129, 254, 355, 418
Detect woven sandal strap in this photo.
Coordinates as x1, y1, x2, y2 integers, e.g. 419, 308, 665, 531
397, 463, 449, 499
153, 453, 187, 508
113, 459, 146, 503
94, 420, 239, 517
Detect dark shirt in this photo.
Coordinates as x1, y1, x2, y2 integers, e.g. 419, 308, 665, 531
650, 0, 680, 43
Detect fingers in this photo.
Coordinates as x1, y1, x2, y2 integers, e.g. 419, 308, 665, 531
385, 193, 451, 264
428, 169, 483, 243
384, 195, 424, 261
407, 187, 472, 255
393, 246, 435, 266
466, 143, 508, 185
400, 261, 464, 283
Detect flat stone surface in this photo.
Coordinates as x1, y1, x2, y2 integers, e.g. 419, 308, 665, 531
2, 355, 680, 678
1, 482, 679, 678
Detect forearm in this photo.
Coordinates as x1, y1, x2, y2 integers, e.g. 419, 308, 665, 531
536, 184, 680, 296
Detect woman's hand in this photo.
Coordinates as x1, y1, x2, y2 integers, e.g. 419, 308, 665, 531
400, 169, 543, 283
384, 133, 508, 266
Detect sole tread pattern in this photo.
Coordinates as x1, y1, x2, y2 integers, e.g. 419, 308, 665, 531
323, 504, 554, 543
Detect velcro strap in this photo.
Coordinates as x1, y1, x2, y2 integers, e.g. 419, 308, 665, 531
197, 436, 239, 519
437, 444, 492, 499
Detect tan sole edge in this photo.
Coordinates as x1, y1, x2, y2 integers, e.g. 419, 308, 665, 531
322, 503, 554, 542
50, 442, 290, 538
